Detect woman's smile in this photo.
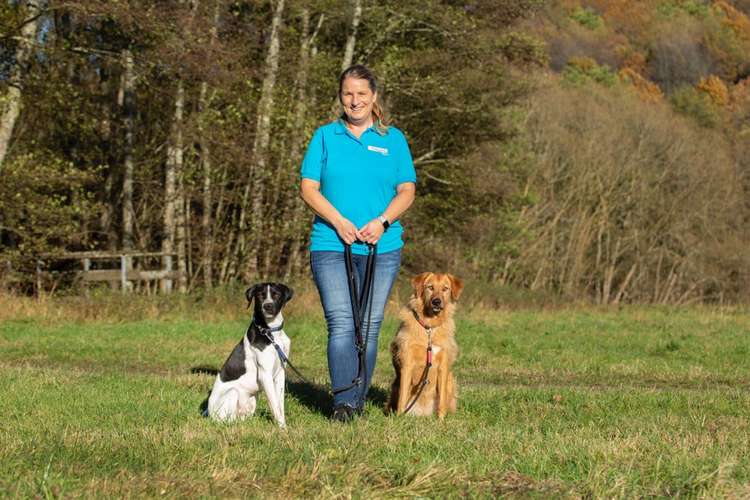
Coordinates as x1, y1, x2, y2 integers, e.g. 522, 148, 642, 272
340, 77, 376, 127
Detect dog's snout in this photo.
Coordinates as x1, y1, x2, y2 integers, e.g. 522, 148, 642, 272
431, 297, 442, 306
262, 303, 274, 312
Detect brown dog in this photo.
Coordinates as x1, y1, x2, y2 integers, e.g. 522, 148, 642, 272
387, 272, 464, 418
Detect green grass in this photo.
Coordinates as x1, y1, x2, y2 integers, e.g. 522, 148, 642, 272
1, 299, 749, 498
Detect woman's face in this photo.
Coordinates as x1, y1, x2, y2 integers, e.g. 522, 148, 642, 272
340, 77, 376, 126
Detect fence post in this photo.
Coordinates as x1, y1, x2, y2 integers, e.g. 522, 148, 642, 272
36, 260, 43, 299
161, 254, 173, 294
120, 255, 127, 294
82, 258, 90, 297
2, 259, 10, 291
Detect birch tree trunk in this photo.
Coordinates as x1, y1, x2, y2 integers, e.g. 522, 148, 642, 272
161, 81, 182, 293
100, 101, 118, 254
168, 79, 187, 293
120, 50, 136, 251
0, 0, 41, 172
236, 0, 285, 281
341, 0, 362, 71
118, 48, 136, 291
327, 0, 362, 118
199, 80, 214, 288
200, 1, 221, 288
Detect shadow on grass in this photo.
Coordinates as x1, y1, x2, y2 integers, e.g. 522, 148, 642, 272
191, 367, 390, 418
190, 365, 219, 376
287, 380, 333, 416
286, 380, 390, 417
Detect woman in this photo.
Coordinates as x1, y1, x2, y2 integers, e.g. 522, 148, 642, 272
300, 64, 417, 422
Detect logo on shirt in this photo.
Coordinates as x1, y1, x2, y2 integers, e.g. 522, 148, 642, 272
367, 145, 389, 156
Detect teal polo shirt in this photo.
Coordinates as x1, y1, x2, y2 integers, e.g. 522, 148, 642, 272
300, 120, 417, 255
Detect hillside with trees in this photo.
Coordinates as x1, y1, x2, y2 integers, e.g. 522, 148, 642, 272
1, 0, 749, 303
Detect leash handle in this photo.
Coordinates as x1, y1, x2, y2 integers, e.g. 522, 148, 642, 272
331, 242, 377, 400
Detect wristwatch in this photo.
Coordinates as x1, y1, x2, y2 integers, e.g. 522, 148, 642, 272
377, 215, 390, 230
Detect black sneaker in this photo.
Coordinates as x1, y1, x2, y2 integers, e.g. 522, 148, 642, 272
331, 404, 355, 423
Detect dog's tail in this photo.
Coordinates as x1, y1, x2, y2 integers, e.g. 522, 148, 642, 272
190, 365, 220, 376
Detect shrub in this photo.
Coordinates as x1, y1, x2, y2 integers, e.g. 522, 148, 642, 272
670, 84, 723, 127
496, 31, 549, 67
570, 7, 603, 30
696, 74, 729, 105
703, 2, 750, 81
657, 1, 711, 19
619, 67, 664, 102
563, 56, 618, 86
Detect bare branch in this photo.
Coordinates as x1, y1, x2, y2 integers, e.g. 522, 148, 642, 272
421, 172, 454, 185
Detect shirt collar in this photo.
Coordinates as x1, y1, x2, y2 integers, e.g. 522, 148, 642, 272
334, 118, 375, 137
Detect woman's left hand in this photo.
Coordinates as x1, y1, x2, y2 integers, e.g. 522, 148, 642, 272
358, 219, 385, 244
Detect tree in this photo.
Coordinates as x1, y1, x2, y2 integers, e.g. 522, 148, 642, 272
0, 0, 41, 171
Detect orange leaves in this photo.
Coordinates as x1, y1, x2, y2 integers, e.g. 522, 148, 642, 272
619, 68, 663, 103
620, 50, 647, 74
697, 75, 729, 105
728, 77, 750, 121
712, 1, 750, 41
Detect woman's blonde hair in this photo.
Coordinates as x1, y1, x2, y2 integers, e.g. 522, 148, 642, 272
338, 64, 390, 135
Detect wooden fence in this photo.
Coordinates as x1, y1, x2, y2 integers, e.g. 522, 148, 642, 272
33, 251, 186, 295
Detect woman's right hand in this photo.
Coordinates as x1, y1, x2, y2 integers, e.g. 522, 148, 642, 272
334, 218, 359, 245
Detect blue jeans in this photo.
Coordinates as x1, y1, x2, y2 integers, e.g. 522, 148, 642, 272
310, 249, 401, 409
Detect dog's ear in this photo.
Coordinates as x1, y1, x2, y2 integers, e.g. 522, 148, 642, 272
411, 272, 432, 296
244, 284, 260, 307
279, 283, 293, 303
448, 274, 464, 301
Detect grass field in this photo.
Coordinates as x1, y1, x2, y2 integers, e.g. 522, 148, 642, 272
1, 289, 749, 498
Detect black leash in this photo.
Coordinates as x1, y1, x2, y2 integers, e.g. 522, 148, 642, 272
331, 242, 377, 408
403, 311, 434, 414
252, 322, 315, 387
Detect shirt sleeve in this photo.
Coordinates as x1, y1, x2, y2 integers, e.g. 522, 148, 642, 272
393, 129, 417, 185
300, 128, 326, 182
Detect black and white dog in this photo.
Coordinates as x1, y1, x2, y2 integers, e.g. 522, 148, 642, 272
207, 282, 293, 426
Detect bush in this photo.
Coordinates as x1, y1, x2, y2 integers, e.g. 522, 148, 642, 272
570, 7, 603, 30
496, 31, 549, 67
619, 67, 664, 102
696, 74, 729, 105
670, 85, 723, 127
657, 1, 711, 19
563, 56, 618, 87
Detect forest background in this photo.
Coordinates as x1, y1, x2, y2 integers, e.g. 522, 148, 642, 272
2, 0, 750, 305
